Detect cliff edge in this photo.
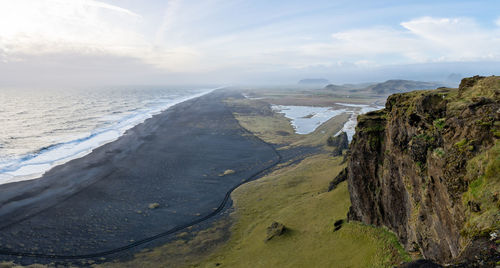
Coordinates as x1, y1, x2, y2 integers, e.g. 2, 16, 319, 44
346, 76, 500, 264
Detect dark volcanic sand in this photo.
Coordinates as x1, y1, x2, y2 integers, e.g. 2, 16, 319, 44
0, 90, 283, 263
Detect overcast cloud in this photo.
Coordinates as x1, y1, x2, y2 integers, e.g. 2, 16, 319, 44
0, 0, 499, 86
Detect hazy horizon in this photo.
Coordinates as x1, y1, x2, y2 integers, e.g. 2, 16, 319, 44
1, 0, 500, 87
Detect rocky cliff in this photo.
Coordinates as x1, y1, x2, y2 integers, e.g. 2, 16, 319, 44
346, 76, 500, 264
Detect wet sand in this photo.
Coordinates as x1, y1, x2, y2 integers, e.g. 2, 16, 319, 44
0, 90, 284, 264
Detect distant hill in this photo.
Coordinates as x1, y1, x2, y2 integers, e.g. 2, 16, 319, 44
324, 82, 374, 91
324, 84, 350, 91
367, 80, 443, 94
298, 78, 329, 85
324, 80, 443, 95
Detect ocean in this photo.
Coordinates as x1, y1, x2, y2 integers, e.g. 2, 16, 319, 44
0, 86, 216, 185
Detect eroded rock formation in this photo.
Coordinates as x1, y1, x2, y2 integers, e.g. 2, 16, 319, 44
346, 76, 500, 264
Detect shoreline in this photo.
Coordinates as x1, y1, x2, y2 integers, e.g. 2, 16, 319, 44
0, 89, 284, 265
0, 87, 222, 186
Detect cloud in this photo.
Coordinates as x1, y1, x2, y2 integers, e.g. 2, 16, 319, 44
297, 17, 500, 67
400, 17, 500, 60
84, 0, 141, 17
0, 0, 201, 72
0, 0, 144, 54
1, 0, 499, 86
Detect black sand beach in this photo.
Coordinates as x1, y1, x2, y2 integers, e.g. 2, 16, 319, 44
0, 90, 294, 264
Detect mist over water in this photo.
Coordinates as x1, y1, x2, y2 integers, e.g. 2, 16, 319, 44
0, 86, 214, 184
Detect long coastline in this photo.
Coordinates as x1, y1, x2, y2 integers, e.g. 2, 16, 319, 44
0, 90, 281, 264
0, 87, 221, 185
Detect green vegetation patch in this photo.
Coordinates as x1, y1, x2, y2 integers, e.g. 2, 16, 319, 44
433, 118, 446, 131
454, 138, 474, 152
433, 147, 445, 158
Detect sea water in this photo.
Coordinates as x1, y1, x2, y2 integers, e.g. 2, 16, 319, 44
0, 86, 218, 184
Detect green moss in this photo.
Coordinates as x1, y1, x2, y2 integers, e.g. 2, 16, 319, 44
433, 118, 446, 131
462, 141, 500, 238
454, 138, 474, 152
415, 133, 434, 142
363, 125, 385, 133
455, 138, 468, 148
468, 177, 484, 199
476, 119, 494, 127
369, 135, 382, 149
433, 147, 445, 158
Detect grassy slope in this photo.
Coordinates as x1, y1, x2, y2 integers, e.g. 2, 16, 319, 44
199, 154, 409, 267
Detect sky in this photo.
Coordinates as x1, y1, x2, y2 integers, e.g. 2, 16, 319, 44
0, 0, 499, 87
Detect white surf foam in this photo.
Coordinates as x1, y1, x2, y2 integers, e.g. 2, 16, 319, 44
0, 87, 221, 185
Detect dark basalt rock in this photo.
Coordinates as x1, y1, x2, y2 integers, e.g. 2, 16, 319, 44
345, 76, 500, 264
398, 259, 443, 268
327, 131, 349, 156
328, 168, 348, 192
333, 219, 344, 231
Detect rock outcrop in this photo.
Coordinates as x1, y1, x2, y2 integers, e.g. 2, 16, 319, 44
328, 168, 348, 192
327, 131, 349, 156
346, 76, 500, 264
266, 221, 286, 241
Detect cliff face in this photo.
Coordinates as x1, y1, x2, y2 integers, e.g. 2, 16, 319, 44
346, 76, 500, 263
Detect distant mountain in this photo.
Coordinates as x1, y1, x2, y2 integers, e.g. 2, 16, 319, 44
367, 80, 443, 94
298, 78, 329, 85
324, 84, 349, 91
324, 80, 444, 95
324, 82, 374, 91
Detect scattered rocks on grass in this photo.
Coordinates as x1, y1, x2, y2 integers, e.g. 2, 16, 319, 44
266, 221, 286, 241
333, 219, 344, 231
